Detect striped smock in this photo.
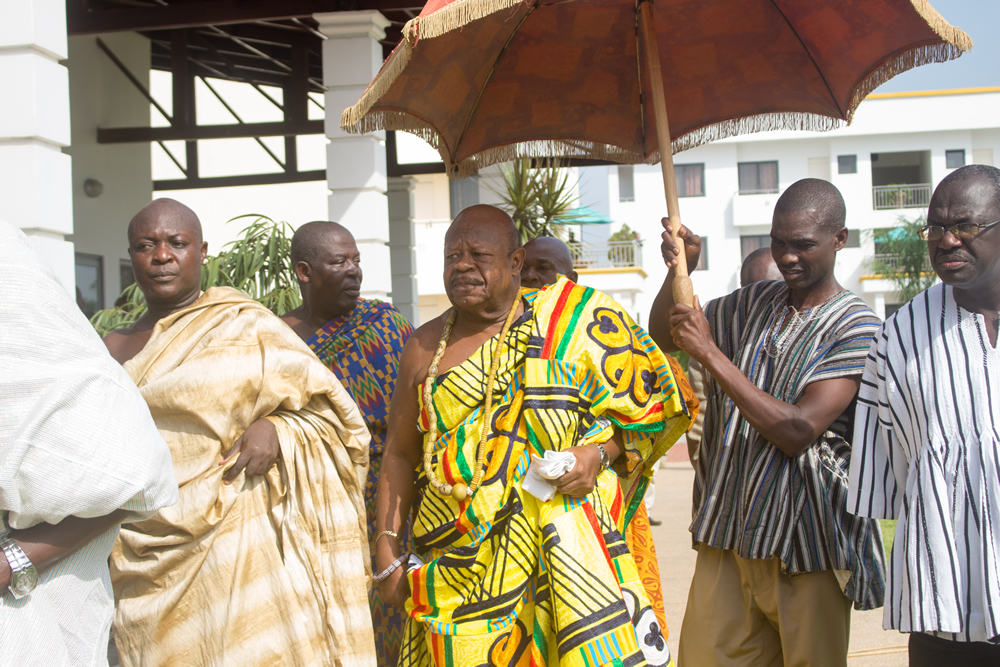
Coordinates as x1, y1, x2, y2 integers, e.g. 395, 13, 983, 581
849, 283, 1000, 642
693, 280, 886, 610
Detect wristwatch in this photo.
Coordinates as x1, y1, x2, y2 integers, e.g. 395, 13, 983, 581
0, 513, 38, 599
595, 443, 611, 470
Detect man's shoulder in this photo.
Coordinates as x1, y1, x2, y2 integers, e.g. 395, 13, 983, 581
710, 280, 785, 318
361, 298, 415, 333
410, 310, 450, 352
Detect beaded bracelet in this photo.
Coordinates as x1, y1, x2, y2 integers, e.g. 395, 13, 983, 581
374, 530, 399, 544
373, 554, 407, 585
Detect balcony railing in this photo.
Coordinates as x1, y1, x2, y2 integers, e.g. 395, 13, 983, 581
872, 184, 932, 210
571, 240, 643, 269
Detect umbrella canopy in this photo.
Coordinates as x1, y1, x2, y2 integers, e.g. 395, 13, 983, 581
557, 206, 614, 225
342, 0, 970, 179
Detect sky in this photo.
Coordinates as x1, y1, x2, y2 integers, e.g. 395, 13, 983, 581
873, 0, 998, 92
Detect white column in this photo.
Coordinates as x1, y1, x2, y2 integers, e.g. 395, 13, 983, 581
315, 10, 391, 301
874, 292, 886, 321
387, 176, 419, 326
0, 0, 74, 292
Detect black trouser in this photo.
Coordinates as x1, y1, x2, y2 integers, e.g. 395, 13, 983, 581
909, 632, 1000, 667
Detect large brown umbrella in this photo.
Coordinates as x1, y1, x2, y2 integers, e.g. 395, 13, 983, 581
342, 0, 970, 304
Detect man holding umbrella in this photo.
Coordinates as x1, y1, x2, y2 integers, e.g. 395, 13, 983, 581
649, 179, 886, 666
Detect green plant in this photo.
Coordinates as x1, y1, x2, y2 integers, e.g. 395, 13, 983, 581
491, 159, 581, 243
868, 215, 937, 303
90, 215, 302, 337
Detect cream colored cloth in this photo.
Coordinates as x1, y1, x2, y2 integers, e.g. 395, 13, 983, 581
0, 220, 177, 667
111, 287, 376, 667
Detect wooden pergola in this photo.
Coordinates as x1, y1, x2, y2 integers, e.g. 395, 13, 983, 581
67, 0, 425, 189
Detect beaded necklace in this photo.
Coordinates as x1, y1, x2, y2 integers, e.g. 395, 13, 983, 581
421, 293, 522, 502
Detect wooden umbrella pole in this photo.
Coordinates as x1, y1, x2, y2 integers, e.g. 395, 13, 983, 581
638, 0, 694, 307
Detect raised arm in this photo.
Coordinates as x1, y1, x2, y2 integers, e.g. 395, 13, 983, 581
669, 298, 861, 457
649, 218, 701, 353
374, 336, 429, 609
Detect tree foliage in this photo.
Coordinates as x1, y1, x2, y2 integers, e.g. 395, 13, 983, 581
491, 159, 581, 244
90, 215, 301, 337
868, 215, 937, 304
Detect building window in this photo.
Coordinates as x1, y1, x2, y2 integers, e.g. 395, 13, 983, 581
675, 163, 704, 197
837, 155, 857, 174
738, 161, 778, 194
618, 165, 634, 202
946, 149, 966, 169
75, 253, 103, 318
740, 234, 770, 260
120, 260, 135, 291
694, 237, 708, 271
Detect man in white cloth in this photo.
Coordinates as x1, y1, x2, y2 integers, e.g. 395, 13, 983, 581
0, 219, 178, 666
849, 164, 1000, 666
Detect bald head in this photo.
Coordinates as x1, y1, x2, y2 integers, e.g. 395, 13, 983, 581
773, 178, 846, 233
740, 247, 782, 286
291, 220, 354, 268
128, 198, 203, 244
447, 205, 521, 256
936, 164, 1000, 206
522, 236, 578, 289
126, 198, 207, 309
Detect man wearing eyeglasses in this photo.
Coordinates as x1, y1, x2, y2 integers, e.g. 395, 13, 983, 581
848, 164, 1000, 666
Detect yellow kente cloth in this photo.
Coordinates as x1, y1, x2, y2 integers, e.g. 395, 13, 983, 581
111, 288, 376, 667
400, 277, 692, 667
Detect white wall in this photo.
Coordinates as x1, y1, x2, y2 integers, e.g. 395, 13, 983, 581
66, 33, 153, 307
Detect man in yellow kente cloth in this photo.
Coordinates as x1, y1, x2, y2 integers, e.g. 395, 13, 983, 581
520, 235, 698, 651
103, 199, 376, 667
374, 205, 693, 667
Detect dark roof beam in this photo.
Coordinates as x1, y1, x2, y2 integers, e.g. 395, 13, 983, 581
68, 0, 340, 36
98, 120, 324, 143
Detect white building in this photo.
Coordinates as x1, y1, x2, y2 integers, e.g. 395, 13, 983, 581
410, 87, 1000, 325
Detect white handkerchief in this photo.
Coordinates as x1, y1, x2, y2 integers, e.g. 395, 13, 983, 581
521, 450, 577, 502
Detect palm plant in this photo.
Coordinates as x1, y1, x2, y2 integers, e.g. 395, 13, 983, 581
90, 215, 301, 337
491, 159, 581, 243
868, 215, 937, 304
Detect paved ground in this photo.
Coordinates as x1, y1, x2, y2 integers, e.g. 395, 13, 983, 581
650, 461, 908, 666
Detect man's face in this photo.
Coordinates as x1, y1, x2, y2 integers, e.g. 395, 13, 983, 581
770, 209, 846, 292
129, 215, 207, 306
300, 232, 363, 319
444, 223, 523, 312
521, 242, 568, 289
926, 175, 1000, 290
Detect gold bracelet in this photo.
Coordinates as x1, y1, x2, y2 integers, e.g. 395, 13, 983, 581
375, 530, 399, 544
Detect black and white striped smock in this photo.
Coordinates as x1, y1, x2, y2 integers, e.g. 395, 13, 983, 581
694, 281, 886, 610
849, 283, 1000, 642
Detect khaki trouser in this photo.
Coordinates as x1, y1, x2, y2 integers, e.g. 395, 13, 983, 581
678, 544, 851, 667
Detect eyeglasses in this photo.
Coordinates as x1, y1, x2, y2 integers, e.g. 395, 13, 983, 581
918, 219, 1000, 241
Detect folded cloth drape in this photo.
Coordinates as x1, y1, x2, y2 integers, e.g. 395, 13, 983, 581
111, 287, 376, 667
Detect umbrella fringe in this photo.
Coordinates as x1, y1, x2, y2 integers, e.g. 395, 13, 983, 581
847, 0, 972, 122
405, 0, 524, 42
340, 0, 525, 132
